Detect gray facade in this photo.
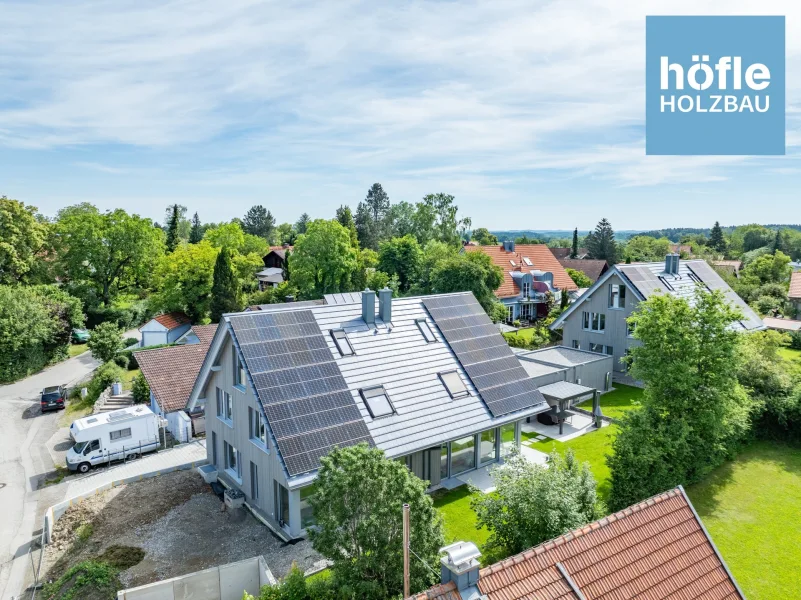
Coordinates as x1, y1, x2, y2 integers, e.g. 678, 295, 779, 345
517, 346, 615, 391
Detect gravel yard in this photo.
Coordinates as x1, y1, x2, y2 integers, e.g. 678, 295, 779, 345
43, 470, 323, 594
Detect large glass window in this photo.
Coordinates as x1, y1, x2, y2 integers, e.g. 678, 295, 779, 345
249, 407, 268, 449
500, 423, 517, 457
275, 482, 290, 529
450, 436, 475, 476
225, 442, 241, 479
609, 284, 626, 309
300, 485, 316, 529
440, 444, 449, 480
480, 429, 497, 465
583, 312, 606, 333
522, 281, 531, 298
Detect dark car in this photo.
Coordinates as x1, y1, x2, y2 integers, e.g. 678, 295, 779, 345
41, 385, 67, 412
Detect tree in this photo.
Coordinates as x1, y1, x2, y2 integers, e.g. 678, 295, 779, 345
355, 201, 379, 250
153, 240, 218, 322
772, 228, 784, 254
0, 197, 50, 285
560, 288, 569, 310
243, 205, 276, 241
335, 205, 359, 248
295, 213, 311, 235
386, 201, 416, 239
709, 221, 726, 253
472, 227, 498, 246
87, 322, 123, 364
276, 222, 297, 245
55, 204, 165, 306
739, 251, 791, 286
607, 289, 751, 510
430, 251, 503, 312
204, 222, 246, 251
309, 444, 444, 599
565, 267, 592, 288
623, 236, 671, 262
378, 235, 422, 292
585, 218, 618, 263
189, 212, 203, 243
570, 227, 579, 258
410, 241, 459, 295
210, 249, 241, 322
414, 193, 471, 246
132, 372, 151, 404
165, 204, 182, 252
290, 220, 359, 298
473, 450, 600, 559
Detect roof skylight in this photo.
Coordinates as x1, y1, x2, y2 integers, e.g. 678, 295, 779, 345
416, 318, 437, 343
439, 371, 468, 398
523, 257, 533, 266
360, 385, 394, 418
330, 329, 355, 356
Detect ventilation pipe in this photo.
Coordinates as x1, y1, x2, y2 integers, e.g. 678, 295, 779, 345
440, 542, 482, 592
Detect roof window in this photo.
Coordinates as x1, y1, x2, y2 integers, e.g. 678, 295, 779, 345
523, 257, 533, 266
416, 318, 437, 343
360, 385, 395, 418
439, 371, 468, 398
330, 329, 355, 356
510, 260, 517, 266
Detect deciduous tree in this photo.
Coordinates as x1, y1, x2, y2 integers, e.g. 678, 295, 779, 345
378, 235, 422, 292
430, 251, 502, 312
0, 197, 49, 284
153, 240, 217, 322
290, 219, 358, 297
472, 227, 498, 246
565, 268, 592, 288
87, 322, 123, 364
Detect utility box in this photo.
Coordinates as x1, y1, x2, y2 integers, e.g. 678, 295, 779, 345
224, 488, 245, 509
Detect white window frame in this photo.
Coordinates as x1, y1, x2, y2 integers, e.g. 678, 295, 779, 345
507, 305, 514, 323
609, 284, 626, 309
582, 311, 606, 333
522, 281, 531, 298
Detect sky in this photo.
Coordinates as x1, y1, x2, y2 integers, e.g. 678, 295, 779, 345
1, 0, 800, 231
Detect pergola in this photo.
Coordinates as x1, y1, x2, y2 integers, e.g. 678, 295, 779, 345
537, 381, 602, 434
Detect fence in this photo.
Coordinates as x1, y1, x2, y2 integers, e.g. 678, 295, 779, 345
28, 528, 46, 600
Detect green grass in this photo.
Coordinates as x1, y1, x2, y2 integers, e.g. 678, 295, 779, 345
68, 343, 88, 358
777, 346, 801, 375
687, 441, 801, 600
431, 485, 489, 549
528, 425, 619, 503
121, 368, 140, 391
577, 384, 644, 420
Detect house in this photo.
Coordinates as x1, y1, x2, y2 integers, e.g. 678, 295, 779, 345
138, 312, 192, 348
136, 325, 217, 442
186, 290, 602, 540
262, 245, 292, 270
257, 267, 284, 291
411, 486, 744, 600
790, 271, 801, 319
556, 258, 608, 283
550, 255, 764, 374
550, 247, 589, 260
669, 243, 693, 256
464, 242, 578, 323
712, 259, 743, 278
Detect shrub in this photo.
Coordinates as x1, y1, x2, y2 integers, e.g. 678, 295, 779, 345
113, 354, 130, 369
122, 336, 139, 348
86, 361, 124, 403
87, 322, 122, 363
789, 330, 801, 350
132, 373, 151, 404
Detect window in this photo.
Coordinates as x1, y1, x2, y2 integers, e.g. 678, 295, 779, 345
450, 436, 475, 476
507, 305, 514, 323
225, 442, 241, 479
523, 257, 533, 266
331, 329, 355, 356
249, 407, 268, 449
250, 461, 259, 500
522, 281, 531, 298
500, 423, 516, 457
605, 345, 614, 356
480, 429, 497, 465
609, 284, 626, 309
416, 319, 437, 343
439, 371, 468, 398
360, 386, 394, 418
583, 311, 605, 333
274, 481, 290, 528
300, 485, 316, 529
110, 427, 132, 441
571, 340, 580, 349
510, 259, 517, 266
225, 391, 233, 421
234, 351, 246, 388
440, 445, 449, 480
589, 343, 604, 354
216, 387, 223, 418
83, 440, 100, 455
211, 431, 218, 466
627, 321, 636, 337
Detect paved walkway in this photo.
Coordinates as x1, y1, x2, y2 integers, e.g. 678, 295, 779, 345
65, 439, 207, 500
521, 412, 609, 442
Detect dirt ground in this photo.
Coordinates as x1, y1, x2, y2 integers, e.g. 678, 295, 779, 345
43, 470, 324, 592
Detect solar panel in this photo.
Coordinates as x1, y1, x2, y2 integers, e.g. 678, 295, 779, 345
422, 295, 546, 417
685, 262, 764, 330
228, 309, 374, 476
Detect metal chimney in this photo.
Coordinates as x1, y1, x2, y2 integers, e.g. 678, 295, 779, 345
664, 253, 680, 275
362, 289, 376, 325
378, 287, 392, 324
440, 542, 482, 592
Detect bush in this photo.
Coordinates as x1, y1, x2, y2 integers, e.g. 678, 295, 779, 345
86, 361, 124, 403
113, 354, 130, 369
122, 336, 139, 348
132, 373, 151, 404
87, 322, 122, 363
85, 299, 152, 329
789, 330, 801, 350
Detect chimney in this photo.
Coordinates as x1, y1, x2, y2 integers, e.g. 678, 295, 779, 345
378, 287, 392, 323
502, 240, 515, 253
665, 253, 679, 275
362, 289, 376, 325
440, 542, 481, 592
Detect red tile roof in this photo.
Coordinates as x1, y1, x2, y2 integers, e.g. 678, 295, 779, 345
465, 245, 578, 297
550, 247, 588, 260
135, 330, 214, 413
152, 312, 191, 330
557, 258, 609, 283
411, 487, 743, 600
790, 271, 801, 300
191, 324, 218, 345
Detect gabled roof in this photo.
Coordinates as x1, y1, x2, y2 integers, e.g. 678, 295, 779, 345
265, 246, 293, 260
551, 259, 764, 332
790, 271, 801, 300
464, 245, 578, 297
411, 486, 744, 600
550, 247, 588, 260
557, 258, 609, 283
136, 327, 215, 413
148, 312, 191, 331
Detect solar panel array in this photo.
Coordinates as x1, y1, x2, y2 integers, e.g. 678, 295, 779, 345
228, 310, 373, 476
686, 261, 764, 330
422, 295, 546, 417
619, 265, 665, 297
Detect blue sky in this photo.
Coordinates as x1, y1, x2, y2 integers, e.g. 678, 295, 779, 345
1, 0, 800, 230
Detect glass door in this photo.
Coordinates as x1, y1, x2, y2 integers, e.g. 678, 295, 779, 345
450, 436, 476, 476
274, 481, 290, 530
479, 429, 497, 465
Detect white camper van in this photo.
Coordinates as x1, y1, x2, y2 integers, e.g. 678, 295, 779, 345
67, 405, 161, 473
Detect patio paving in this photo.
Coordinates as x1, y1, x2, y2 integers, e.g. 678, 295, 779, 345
522, 412, 608, 443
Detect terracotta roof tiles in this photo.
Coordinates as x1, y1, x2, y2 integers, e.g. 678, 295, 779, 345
152, 311, 191, 330
465, 245, 578, 297
557, 258, 608, 283
790, 271, 801, 299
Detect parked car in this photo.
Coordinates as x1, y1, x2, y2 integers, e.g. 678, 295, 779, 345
40, 385, 67, 412
71, 328, 91, 343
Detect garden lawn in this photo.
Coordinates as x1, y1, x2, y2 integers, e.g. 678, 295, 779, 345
68, 343, 88, 358
687, 441, 801, 600
432, 486, 489, 550
121, 368, 140, 391
577, 384, 644, 421
777, 346, 801, 376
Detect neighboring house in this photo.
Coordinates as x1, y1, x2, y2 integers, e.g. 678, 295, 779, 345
669, 243, 693, 256
136, 324, 217, 442
712, 260, 743, 278
556, 258, 609, 283
246, 299, 326, 312
790, 271, 801, 318
465, 242, 578, 323
138, 312, 192, 348
262, 245, 292, 270
790, 261, 801, 271
186, 290, 601, 540
257, 267, 284, 291
411, 486, 745, 600
550, 255, 764, 374
550, 247, 589, 260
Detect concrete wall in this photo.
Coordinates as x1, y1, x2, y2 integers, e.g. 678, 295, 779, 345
203, 335, 296, 537
560, 272, 638, 372
117, 555, 276, 600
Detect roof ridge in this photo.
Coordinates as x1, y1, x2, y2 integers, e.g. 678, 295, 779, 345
481, 487, 683, 576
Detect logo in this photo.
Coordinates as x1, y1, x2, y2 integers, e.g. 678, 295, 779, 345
646, 16, 785, 156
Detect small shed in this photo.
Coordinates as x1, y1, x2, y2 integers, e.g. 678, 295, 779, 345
139, 312, 192, 348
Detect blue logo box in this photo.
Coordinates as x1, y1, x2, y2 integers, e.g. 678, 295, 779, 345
646, 16, 785, 155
